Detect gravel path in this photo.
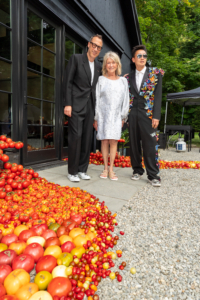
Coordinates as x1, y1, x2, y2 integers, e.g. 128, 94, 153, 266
160, 147, 200, 161
96, 149, 200, 300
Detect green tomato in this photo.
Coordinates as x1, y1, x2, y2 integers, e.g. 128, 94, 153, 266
34, 270, 53, 290
48, 223, 61, 232
57, 252, 73, 267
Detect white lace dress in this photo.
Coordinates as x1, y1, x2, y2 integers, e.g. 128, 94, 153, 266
94, 76, 129, 140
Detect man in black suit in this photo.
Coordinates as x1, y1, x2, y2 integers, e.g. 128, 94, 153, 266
127, 45, 163, 187
64, 35, 103, 182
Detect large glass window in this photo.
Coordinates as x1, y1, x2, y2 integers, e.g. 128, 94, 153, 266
27, 10, 56, 151
0, 0, 12, 137
63, 36, 83, 149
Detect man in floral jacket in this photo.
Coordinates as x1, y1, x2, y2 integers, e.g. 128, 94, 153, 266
126, 45, 164, 187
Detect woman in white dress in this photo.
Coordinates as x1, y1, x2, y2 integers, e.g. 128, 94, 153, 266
94, 52, 129, 180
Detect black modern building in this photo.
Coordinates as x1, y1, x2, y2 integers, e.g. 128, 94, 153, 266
0, 0, 141, 167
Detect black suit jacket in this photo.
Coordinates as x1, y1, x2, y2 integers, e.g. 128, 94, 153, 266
63, 53, 101, 112
129, 67, 162, 120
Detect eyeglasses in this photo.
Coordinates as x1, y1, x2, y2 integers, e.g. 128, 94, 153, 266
137, 54, 147, 59
90, 41, 102, 51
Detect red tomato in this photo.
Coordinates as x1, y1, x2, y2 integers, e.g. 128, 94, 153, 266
32, 224, 48, 236
36, 255, 57, 273
0, 283, 6, 297
11, 182, 18, 189
1, 234, 18, 246
12, 254, 35, 273
47, 277, 72, 297
0, 191, 6, 198
0, 136, 6, 141
41, 229, 57, 240
33, 172, 39, 178
4, 163, 12, 169
0, 178, 5, 187
18, 229, 37, 242
0, 296, 20, 300
8, 142, 15, 148
0, 265, 12, 284
0, 250, 17, 266
70, 214, 82, 225
1, 155, 9, 162
11, 166, 17, 173
61, 241, 75, 253
44, 237, 61, 249
23, 243, 44, 263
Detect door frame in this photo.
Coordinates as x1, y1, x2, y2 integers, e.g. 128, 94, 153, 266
21, 1, 63, 165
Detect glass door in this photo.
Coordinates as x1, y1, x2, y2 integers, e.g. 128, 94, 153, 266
0, 0, 12, 138
24, 7, 58, 164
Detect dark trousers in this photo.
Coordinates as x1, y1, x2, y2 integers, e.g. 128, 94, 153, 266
68, 98, 94, 175
129, 103, 160, 181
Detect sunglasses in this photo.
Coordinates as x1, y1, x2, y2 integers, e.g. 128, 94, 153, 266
137, 54, 147, 59
90, 41, 102, 51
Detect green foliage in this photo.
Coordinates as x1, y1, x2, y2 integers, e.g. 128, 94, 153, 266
120, 128, 130, 148
135, 0, 200, 131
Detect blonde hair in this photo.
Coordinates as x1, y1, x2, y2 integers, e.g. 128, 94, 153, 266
102, 52, 122, 76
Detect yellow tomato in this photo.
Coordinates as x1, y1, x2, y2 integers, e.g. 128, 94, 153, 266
73, 234, 90, 247
9, 241, 27, 255
4, 269, 30, 295
44, 245, 62, 259
109, 272, 116, 280
70, 246, 85, 259
27, 236, 45, 247
29, 291, 53, 300
15, 283, 39, 299
69, 228, 84, 239
14, 225, 29, 236
65, 266, 73, 276
0, 243, 8, 252
59, 235, 73, 245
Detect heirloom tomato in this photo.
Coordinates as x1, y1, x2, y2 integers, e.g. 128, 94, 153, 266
57, 253, 73, 267
69, 228, 84, 239
23, 243, 44, 263
27, 236, 45, 247
0, 283, 6, 297
70, 214, 82, 225
48, 223, 60, 233
59, 235, 72, 245
61, 241, 75, 253
9, 241, 26, 255
47, 277, 72, 297
36, 255, 57, 273
28, 291, 53, 300
44, 245, 62, 259
0, 296, 20, 300
56, 226, 69, 238
32, 224, 48, 236
12, 254, 35, 273
0, 265, 12, 284
14, 225, 29, 236
52, 265, 67, 278
0, 250, 17, 266
15, 283, 38, 300
4, 269, 30, 295
73, 234, 90, 247
44, 237, 60, 249
41, 230, 56, 240
0, 244, 8, 252
34, 271, 52, 290
18, 229, 37, 242
70, 246, 85, 259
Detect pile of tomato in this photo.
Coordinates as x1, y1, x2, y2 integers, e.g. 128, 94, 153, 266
87, 152, 200, 170
0, 136, 126, 300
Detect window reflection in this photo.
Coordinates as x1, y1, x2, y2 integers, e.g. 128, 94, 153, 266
0, 0, 10, 27
27, 71, 41, 98
0, 60, 11, 92
27, 10, 41, 44
27, 98, 41, 125
43, 126, 55, 149
43, 21, 55, 52
0, 25, 11, 60
43, 49, 55, 77
0, 124, 12, 137
27, 40, 41, 72
75, 44, 82, 54
27, 125, 41, 151
0, 92, 12, 123
43, 76, 55, 101
43, 101, 55, 125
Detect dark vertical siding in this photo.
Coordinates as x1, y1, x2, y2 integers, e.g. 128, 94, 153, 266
81, 0, 132, 57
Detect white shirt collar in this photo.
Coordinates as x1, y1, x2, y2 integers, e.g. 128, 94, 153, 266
136, 66, 146, 74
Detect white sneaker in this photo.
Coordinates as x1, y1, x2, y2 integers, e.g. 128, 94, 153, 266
68, 174, 80, 182
148, 179, 161, 187
78, 172, 91, 180
131, 173, 143, 180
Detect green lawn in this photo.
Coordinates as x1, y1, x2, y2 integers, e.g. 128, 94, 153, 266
165, 132, 200, 147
